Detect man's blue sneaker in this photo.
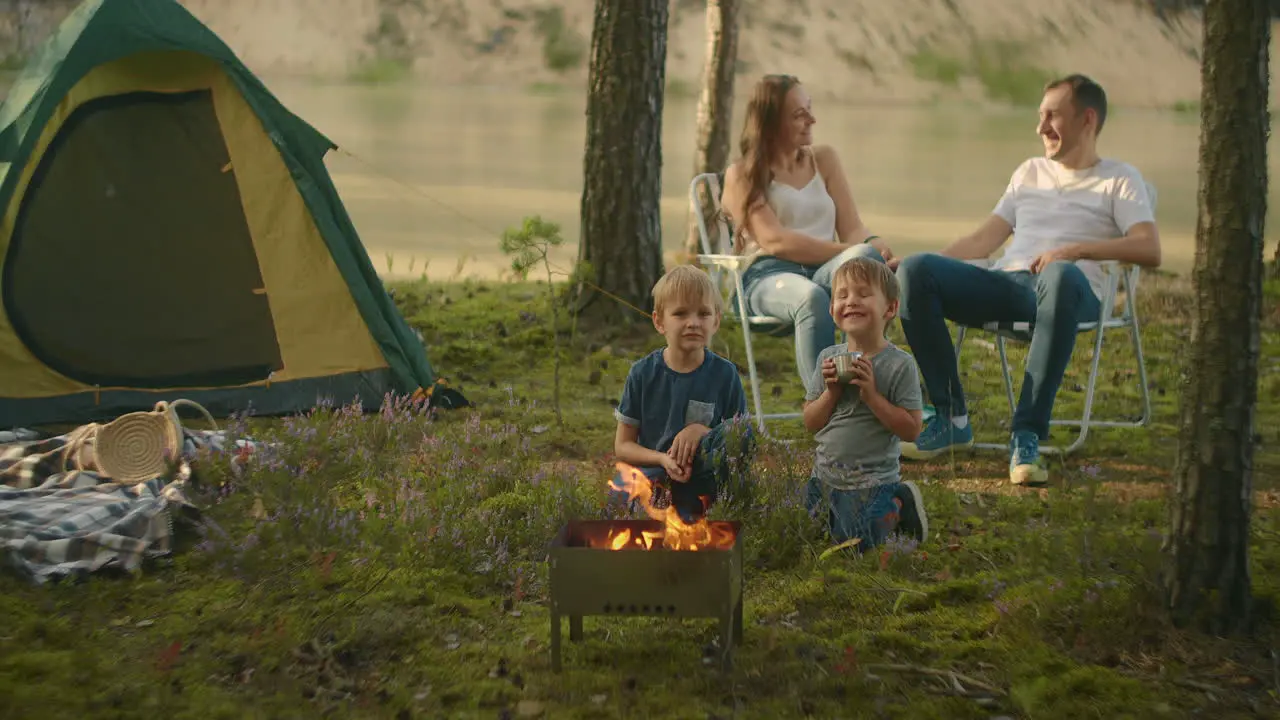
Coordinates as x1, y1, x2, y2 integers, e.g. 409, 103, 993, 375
1009, 430, 1049, 486
901, 415, 974, 460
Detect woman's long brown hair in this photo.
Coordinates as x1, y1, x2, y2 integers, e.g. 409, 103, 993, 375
733, 74, 800, 252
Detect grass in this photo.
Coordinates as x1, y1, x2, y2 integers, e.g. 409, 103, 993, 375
347, 57, 412, 85
1, 274, 1278, 719
767, 20, 806, 42
836, 48, 876, 75
526, 81, 569, 96
349, 6, 414, 84
909, 42, 1054, 106
909, 49, 965, 87
666, 77, 698, 99
532, 6, 586, 73
969, 42, 1054, 107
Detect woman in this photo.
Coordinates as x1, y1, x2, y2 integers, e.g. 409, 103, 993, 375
721, 74, 897, 387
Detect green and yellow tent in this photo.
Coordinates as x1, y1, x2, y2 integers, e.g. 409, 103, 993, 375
0, 0, 466, 429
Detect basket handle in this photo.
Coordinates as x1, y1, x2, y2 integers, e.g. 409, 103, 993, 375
154, 399, 220, 433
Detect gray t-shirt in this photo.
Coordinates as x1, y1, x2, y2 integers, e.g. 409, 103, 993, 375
803, 343, 924, 490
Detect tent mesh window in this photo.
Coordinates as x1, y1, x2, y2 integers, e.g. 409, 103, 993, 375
3, 89, 284, 388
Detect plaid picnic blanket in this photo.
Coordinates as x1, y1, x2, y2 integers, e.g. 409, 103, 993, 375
0, 428, 243, 584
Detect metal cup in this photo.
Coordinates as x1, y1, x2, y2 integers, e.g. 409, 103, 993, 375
832, 351, 863, 383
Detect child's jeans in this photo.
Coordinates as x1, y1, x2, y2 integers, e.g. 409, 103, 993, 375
805, 478, 902, 550
609, 418, 757, 522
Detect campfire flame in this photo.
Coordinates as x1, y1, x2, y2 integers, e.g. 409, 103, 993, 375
605, 462, 735, 551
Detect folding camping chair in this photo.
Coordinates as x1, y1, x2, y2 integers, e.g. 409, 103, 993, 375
689, 172, 800, 433
950, 183, 1158, 456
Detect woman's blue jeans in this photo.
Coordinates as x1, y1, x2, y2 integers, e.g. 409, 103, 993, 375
739, 244, 886, 387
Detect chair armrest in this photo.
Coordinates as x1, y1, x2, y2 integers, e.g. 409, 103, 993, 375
697, 254, 749, 272
1096, 260, 1147, 274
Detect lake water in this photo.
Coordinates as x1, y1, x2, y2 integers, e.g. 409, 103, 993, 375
5, 73, 1279, 279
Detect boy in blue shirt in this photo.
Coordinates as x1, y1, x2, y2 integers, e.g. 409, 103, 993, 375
612, 265, 756, 521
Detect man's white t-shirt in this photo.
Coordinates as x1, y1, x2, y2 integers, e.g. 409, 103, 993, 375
990, 157, 1156, 300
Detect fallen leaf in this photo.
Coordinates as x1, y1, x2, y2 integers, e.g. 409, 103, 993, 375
318, 551, 336, 580
250, 496, 267, 520
817, 538, 860, 561
530, 426, 549, 435
156, 640, 182, 673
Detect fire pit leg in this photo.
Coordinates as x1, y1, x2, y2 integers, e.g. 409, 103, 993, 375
719, 608, 735, 671
569, 615, 584, 642
550, 609, 562, 672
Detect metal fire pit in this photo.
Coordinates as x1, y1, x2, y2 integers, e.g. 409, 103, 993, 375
548, 518, 744, 672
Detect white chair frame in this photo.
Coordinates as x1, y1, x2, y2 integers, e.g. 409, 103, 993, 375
689, 172, 800, 433
950, 183, 1158, 456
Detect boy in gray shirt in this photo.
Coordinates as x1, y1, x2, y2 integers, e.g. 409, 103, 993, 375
802, 257, 929, 549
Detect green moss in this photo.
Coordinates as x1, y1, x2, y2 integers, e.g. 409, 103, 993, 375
1011, 666, 1160, 719
0, 275, 1275, 718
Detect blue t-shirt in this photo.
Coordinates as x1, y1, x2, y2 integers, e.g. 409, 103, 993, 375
614, 349, 747, 454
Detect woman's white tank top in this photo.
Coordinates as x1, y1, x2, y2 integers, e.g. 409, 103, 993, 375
739, 154, 838, 264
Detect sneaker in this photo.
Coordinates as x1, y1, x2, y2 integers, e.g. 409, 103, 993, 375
894, 481, 929, 543
1009, 431, 1049, 486
901, 415, 974, 460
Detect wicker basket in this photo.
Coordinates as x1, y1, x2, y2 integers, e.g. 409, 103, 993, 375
80, 400, 217, 484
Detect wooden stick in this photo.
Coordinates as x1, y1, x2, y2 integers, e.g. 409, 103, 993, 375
865, 663, 1006, 696
1172, 678, 1225, 694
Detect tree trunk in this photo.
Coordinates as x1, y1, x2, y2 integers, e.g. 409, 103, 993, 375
575, 0, 669, 322
684, 0, 740, 263
1165, 0, 1269, 636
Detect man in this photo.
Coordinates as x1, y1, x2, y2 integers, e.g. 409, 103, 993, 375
895, 74, 1162, 486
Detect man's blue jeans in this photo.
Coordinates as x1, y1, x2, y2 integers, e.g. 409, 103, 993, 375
740, 244, 886, 387
609, 418, 757, 522
896, 254, 1101, 439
